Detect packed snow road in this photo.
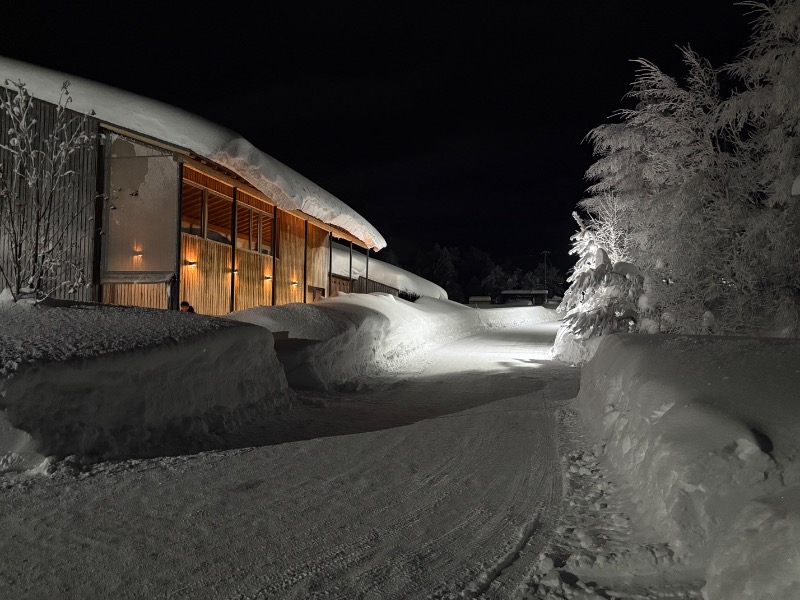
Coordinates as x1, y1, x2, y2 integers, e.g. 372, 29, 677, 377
1, 322, 581, 599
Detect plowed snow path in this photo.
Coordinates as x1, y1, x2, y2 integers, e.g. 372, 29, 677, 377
0, 322, 580, 599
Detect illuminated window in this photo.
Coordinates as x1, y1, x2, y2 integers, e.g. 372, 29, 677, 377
236, 205, 252, 250
260, 212, 274, 255
181, 168, 277, 254
181, 183, 203, 236
206, 193, 232, 244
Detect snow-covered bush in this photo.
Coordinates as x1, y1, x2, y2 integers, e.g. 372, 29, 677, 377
554, 212, 644, 363
0, 79, 97, 301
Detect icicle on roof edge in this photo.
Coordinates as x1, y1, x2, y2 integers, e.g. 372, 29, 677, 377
0, 56, 386, 250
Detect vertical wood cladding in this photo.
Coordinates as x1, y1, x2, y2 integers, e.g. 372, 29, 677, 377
305, 224, 330, 302
352, 276, 399, 296
274, 209, 305, 305
102, 283, 169, 309
0, 95, 98, 301
179, 233, 231, 316
233, 248, 273, 311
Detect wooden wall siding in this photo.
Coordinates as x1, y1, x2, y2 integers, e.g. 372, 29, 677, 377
331, 275, 352, 296
274, 210, 305, 305
305, 224, 330, 302
183, 165, 233, 198
180, 233, 232, 316
102, 283, 169, 309
0, 96, 98, 302
234, 248, 273, 311
352, 276, 399, 297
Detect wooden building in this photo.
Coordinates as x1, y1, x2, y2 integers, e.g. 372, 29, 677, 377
0, 58, 387, 315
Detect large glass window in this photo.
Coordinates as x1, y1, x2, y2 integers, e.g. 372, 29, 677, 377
206, 193, 232, 244
181, 184, 203, 236
236, 205, 252, 250
261, 213, 274, 255
104, 134, 178, 275
180, 168, 276, 254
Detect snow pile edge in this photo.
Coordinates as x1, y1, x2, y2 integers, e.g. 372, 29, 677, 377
230, 294, 559, 390
0, 305, 292, 467
577, 334, 800, 600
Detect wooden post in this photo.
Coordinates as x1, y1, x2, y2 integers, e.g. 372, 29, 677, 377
303, 220, 308, 303
230, 188, 237, 313
328, 231, 332, 298
349, 242, 353, 293
271, 209, 278, 306
93, 132, 106, 304
172, 162, 184, 311
365, 247, 370, 294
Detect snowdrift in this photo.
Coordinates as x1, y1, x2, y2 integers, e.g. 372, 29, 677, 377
578, 334, 800, 600
229, 293, 559, 390
0, 301, 291, 470
0, 56, 385, 250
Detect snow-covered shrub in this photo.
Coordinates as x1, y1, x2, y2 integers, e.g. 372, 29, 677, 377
553, 212, 644, 363
0, 79, 97, 301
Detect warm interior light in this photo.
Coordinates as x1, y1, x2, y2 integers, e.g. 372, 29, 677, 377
133, 252, 143, 257
264, 276, 273, 281
291, 280, 298, 286
184, 260, 197, 266
232, 269, 239, 274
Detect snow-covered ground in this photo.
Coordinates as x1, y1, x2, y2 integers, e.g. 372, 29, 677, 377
577, 333, 800, 600
1, 293, 798, 599
228, 293, 557, 390
0, 298, 291, 470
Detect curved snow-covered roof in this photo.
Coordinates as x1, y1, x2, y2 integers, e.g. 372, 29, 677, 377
0, 56, 386, 250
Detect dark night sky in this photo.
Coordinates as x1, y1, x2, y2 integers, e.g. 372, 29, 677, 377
0, 1, 754, 273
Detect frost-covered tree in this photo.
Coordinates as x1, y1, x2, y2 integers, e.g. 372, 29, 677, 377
582, 46, 780, 335
554, 212, 644, 362
716, 0, 800, 335
0, 80, 96, 301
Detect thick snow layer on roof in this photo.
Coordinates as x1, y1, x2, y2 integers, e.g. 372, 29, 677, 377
229, 293, 558, 389
331, 242, 447, 299
578, 333, 800, 599
0, 300, 290, 469
0, 56, 386, 250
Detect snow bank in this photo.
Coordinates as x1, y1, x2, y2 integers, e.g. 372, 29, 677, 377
577, 333, 800, 599
229, 293, 558, 390
0, 301, 291, 469
0, 56, 385, 250
703, 487, 800, 600
551, 327, 602, 365
331, 242, 448, 299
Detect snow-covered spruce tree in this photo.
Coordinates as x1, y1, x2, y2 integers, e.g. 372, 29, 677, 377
553, 212, 644, 364
716, 0, 800, 336
0, 79, 96, 302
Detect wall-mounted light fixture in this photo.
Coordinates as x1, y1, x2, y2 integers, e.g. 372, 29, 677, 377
184, 260, 197, 267
264, 275, 273, 281
133, 251, 143, 257
232, 269, 239, 274
291, 280, 298, 286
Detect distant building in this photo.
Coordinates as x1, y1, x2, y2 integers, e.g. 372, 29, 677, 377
497, 289, 548, 307
0, 57, 433, 314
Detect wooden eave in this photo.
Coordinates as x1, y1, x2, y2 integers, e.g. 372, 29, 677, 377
100, 122, 371, 249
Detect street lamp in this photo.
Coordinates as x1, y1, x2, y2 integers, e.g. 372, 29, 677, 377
541, 250, 550, 299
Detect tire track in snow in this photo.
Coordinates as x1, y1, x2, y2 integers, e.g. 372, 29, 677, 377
0, 323, 580, 600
